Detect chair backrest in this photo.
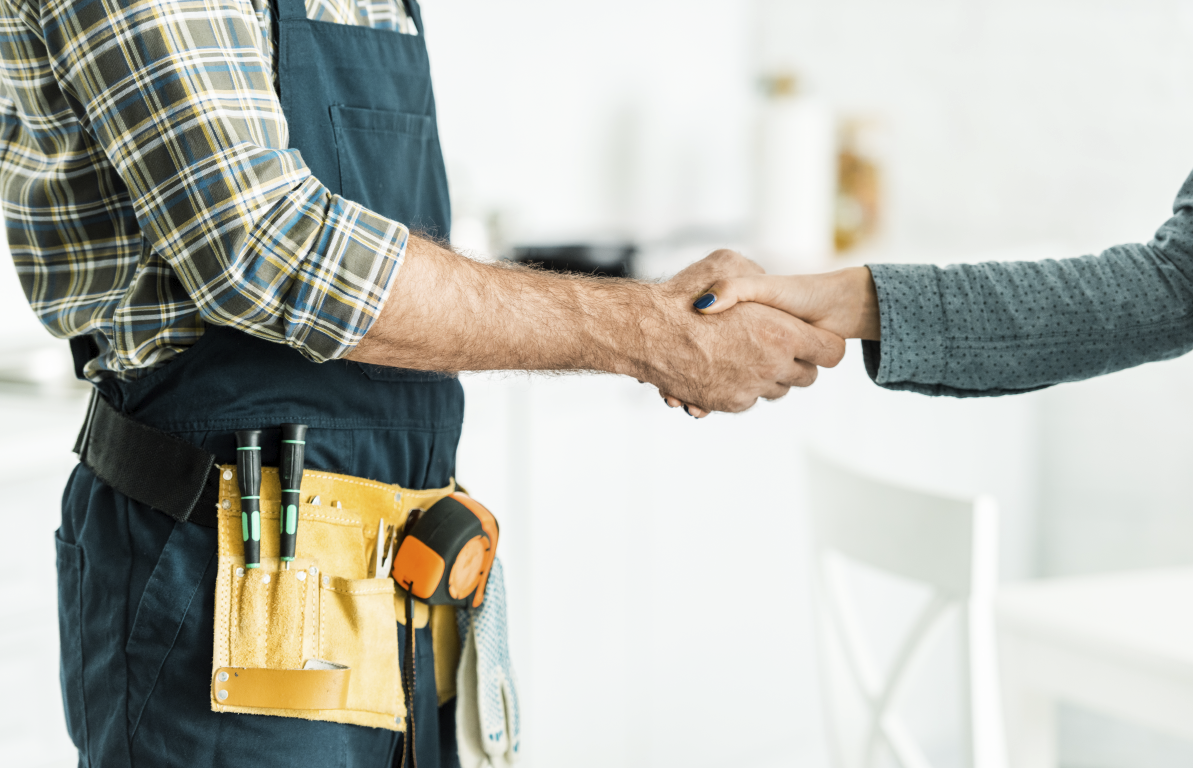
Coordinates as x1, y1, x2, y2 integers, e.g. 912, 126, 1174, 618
807, 453, 1005, 768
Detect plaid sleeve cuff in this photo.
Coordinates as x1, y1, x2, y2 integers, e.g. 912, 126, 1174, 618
293, 197, 407, 362
285, 189, 408, 362
225, 176, 408, 363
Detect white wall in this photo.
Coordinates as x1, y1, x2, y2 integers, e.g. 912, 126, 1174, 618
755, 0, 1193, 259
425, 0, 1193, 260
1038, 355, 1193, 578
421, 0, 755, 246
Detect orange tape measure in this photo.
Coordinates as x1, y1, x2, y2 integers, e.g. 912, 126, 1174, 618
391, 492, 499, 608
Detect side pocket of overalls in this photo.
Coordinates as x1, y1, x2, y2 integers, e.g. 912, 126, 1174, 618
54, 530, 88, 751
124, 520, 217, 739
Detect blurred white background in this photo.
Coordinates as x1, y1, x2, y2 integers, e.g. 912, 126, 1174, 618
5, 1, 1193, 766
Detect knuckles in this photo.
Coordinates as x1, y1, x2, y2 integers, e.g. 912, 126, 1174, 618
725, 393, 758, 413
662, 248, 769, 313
821, 335, 847, 368
795, 364, 819, 387
704, 249, 763, 278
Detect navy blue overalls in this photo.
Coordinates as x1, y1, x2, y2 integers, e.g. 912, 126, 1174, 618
55, 0, 463, 764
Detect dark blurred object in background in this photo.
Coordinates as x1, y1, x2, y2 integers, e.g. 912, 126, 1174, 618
510, 244, 636, 278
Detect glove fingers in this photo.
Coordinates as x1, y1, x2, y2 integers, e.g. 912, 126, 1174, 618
479, 666, 510, 756
501, 677, 521, 760
475, 560, 517, 759
454, 625, 486, 768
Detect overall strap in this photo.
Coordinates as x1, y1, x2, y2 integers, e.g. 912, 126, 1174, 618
405, 0, 426, 35
276, 0, 307, 22
74, 391, 221, 528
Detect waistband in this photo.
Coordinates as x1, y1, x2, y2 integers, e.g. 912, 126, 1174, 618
75, 391, 222, 526
75, 390, 459, 528
94, 325, 464, 436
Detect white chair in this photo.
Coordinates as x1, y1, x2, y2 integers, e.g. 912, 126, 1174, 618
807, 454, 1006, 768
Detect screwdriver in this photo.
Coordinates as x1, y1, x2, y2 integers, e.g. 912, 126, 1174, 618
279, 423, 308, 570
236, 429, 263, 569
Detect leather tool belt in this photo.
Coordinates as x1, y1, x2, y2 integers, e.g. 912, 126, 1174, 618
212, 466, 459, 730
74, 392, 462, 731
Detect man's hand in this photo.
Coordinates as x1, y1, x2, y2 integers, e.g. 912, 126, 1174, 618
347, 237, 845, 413
661, 266, 879, 417
640, 250, 846, 412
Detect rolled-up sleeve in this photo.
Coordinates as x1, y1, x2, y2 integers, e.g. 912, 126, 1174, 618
862, 168, 1193, 397
38, 0, 405, 363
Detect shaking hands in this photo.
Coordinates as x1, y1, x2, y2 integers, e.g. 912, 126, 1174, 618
652, 258, 881, 418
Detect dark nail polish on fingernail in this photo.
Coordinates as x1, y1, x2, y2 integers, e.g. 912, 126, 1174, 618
693, 293, 717, 310
684, 405, 695, 418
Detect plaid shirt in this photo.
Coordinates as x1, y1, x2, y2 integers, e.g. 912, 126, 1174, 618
0, 0, 418, 380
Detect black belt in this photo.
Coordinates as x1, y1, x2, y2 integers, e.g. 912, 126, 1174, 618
74, 391, 221, 528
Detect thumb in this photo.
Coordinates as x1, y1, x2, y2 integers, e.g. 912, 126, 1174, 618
693, 275, 783, 315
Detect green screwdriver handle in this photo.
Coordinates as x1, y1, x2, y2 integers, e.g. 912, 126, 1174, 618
278, 423, 307, 564
236, 429, 263, 568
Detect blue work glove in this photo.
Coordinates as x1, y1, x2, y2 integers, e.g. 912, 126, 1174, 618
455, 557, 521, 766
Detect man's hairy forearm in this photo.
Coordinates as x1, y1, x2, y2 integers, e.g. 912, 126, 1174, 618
348, 235, 846, 413
348, 235, 658, 376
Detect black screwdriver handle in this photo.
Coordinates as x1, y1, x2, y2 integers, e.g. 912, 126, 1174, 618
236, 429, 263, 568
279, 423, 308, 564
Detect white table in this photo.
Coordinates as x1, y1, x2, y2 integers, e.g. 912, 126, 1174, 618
996, 568, 1193, 767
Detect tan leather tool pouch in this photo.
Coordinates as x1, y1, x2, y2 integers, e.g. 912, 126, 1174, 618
210, 466, 456, 730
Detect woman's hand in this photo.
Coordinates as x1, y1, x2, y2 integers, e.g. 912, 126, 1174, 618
661, 267, 879, 418
694, 267, 880, 341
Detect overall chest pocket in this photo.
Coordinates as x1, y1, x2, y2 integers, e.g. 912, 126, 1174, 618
331, 105, 447, 236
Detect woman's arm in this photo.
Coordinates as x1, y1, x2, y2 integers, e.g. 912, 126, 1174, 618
696, 169, 1193, 398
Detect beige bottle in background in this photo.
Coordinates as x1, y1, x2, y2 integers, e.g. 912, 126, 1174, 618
835, 118, 883, 255
753, 72, 836, 274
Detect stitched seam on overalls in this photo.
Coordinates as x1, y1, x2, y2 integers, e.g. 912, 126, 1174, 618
144, 419, 461, 433
128, 548, 216, 743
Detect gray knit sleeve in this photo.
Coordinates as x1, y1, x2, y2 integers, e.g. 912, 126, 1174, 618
862, 169, 1193, 397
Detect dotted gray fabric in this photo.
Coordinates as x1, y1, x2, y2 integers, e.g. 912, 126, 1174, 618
861, 170, 1193, 398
